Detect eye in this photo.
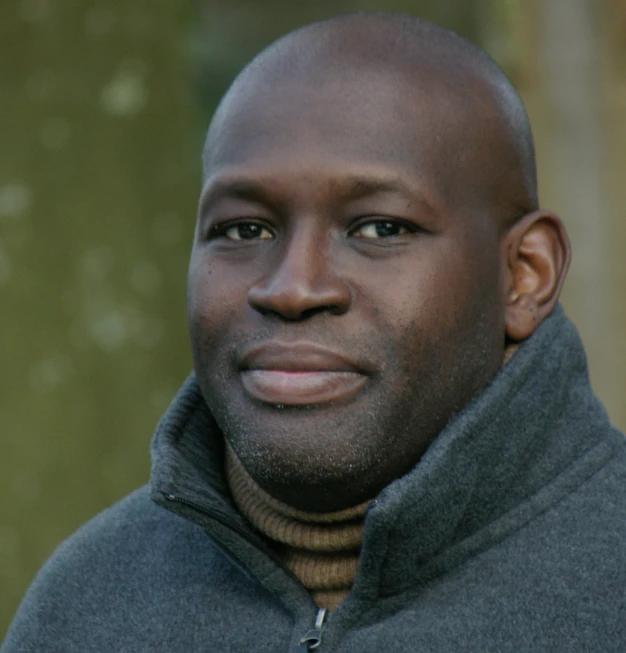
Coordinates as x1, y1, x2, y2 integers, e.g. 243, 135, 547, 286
222, 222, 274, 241
351, 220, 410, 239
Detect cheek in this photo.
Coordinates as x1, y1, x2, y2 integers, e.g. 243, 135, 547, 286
355, 242, 502, 361
435, 231, 503, 311
351, 252, 456, 335
187, 254, 244, 352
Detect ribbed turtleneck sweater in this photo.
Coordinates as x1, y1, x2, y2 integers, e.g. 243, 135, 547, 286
225, 443, 370, 611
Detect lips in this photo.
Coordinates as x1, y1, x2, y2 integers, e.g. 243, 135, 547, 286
239, 343, 370, 406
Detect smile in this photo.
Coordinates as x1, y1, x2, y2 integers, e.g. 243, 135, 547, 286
241, 370, 368, 406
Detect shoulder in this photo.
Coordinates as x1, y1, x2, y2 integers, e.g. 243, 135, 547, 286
53, 484, 199, 556
571, 428, 626, 543
31, 485, 208, 576
543, 427, 626, 550
583, 427, 626, 504
1, 486, 226, 652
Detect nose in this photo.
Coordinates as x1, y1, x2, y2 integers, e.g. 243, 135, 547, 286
247, 229, 351, 320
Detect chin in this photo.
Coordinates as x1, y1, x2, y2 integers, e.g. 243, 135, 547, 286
217, 399, 413, 511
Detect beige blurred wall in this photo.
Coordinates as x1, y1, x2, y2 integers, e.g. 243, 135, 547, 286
1, 0, 624, 636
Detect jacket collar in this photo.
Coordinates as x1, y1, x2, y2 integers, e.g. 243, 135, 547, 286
355, 304, 614, 599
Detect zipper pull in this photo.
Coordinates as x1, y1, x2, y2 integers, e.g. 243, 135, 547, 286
298, 608, 327, 651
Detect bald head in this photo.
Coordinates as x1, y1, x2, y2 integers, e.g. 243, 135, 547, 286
203, 12, 538, 227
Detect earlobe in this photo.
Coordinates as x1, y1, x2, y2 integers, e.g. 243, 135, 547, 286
503, 210, 571, 342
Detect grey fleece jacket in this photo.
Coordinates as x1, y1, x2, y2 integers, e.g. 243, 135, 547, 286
2, 305, 625, 652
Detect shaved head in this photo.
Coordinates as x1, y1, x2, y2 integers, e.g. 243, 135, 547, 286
204, 12, 538, 227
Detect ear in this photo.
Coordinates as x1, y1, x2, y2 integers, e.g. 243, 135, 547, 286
502, 210, 571, 341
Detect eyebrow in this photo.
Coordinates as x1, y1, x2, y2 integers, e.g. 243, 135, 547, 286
341, 176, 435, 206
198, 173, 442, 218
198, 179, 278, 217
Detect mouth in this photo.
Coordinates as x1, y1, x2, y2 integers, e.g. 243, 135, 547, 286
239, 342, 371, 406
241, 370, 367, 406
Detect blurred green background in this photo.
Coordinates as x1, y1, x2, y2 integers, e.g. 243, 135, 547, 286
1, 0, 625, 634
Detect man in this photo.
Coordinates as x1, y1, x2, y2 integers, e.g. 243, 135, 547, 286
3, 12, 624, 652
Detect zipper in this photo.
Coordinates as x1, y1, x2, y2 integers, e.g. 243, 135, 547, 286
164, 493, 328, 650
298, 608, 327, 651
162, 492, 319, 598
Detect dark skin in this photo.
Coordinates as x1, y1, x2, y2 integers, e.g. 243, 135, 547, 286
188, 15, 571, 512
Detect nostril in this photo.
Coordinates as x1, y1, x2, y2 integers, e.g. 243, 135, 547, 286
254, 303, 341, 322
299, 305, 341, 320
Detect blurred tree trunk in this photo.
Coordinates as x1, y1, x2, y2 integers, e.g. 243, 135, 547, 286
533, 0, 626, 429
490, 0, 626, 430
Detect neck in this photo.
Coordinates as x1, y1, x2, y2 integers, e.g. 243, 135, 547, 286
225, 442, 371, 610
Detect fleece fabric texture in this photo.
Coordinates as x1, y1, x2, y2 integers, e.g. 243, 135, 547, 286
2, 305, 625, 652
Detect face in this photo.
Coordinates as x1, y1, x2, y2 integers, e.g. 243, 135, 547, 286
188, 69, 507, 511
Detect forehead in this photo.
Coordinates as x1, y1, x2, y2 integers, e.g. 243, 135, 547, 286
202, 60, 502, 221
211, 65, 467, 160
